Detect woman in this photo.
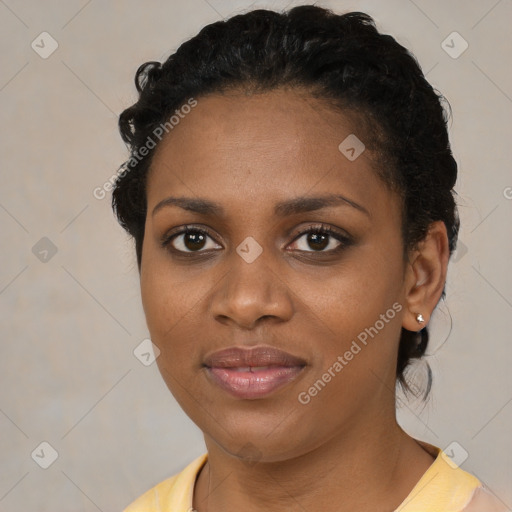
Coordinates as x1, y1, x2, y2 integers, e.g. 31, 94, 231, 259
112, 5, 507, 511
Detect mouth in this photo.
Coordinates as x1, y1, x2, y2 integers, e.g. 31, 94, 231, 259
203, 346, 307, 399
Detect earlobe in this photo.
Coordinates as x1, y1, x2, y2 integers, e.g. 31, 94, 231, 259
402, 221, 450, 332
415, 313, 425, 325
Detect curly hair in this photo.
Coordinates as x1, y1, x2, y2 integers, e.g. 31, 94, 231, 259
111, 5, 460, 399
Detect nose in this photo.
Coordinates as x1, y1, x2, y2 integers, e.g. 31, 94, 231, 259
209, 248, 294, 330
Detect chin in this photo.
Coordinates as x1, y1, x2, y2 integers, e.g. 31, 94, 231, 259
203, 406, 320, 464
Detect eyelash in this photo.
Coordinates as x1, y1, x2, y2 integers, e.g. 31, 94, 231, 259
160, 223, 353, 257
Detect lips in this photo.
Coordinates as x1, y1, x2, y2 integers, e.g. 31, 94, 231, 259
204, 346, 306, 399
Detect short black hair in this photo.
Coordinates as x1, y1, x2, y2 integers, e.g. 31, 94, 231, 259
112, 5, 460, 399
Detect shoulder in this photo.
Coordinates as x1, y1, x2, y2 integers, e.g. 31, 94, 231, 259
122, 453, 208, 512
123, 474, 180, 512
399, 440, 508, 512
461, 487, 510, 512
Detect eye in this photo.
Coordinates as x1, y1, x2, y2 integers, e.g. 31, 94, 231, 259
161, 225, 221, 253
288, 224, 352, 253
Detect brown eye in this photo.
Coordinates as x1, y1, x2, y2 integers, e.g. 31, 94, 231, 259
162, 227, 221, 253
181, 230, 207, 251
304, 232, 331, 251
288, 225, 351, 253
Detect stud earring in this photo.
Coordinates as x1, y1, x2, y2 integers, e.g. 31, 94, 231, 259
416, 313, 425, 324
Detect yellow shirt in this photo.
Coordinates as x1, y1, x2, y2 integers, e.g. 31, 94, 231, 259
123, 441, 508, 511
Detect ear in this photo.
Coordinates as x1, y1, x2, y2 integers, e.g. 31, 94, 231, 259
402, 221, 450, 332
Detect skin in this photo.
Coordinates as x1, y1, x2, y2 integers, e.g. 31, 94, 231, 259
140, 88, 450, 512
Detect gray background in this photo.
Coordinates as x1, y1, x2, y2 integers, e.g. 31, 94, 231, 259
1, 0, 511, 510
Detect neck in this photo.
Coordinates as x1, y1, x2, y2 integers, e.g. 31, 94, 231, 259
193, 419, 435, 512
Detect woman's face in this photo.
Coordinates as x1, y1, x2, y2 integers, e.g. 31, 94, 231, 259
141, 88, 411, 462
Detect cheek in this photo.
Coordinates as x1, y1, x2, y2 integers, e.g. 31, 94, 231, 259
303, 250, 403, 327
141, 265, 209, 411
140, 255, 204, 362
294, 245, 405, 379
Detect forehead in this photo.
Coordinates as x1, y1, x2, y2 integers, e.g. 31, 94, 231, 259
146, 88, 388, 216
150, 88, 361, 163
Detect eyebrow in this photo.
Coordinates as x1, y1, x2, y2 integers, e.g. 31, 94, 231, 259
152, 194, 370, 218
